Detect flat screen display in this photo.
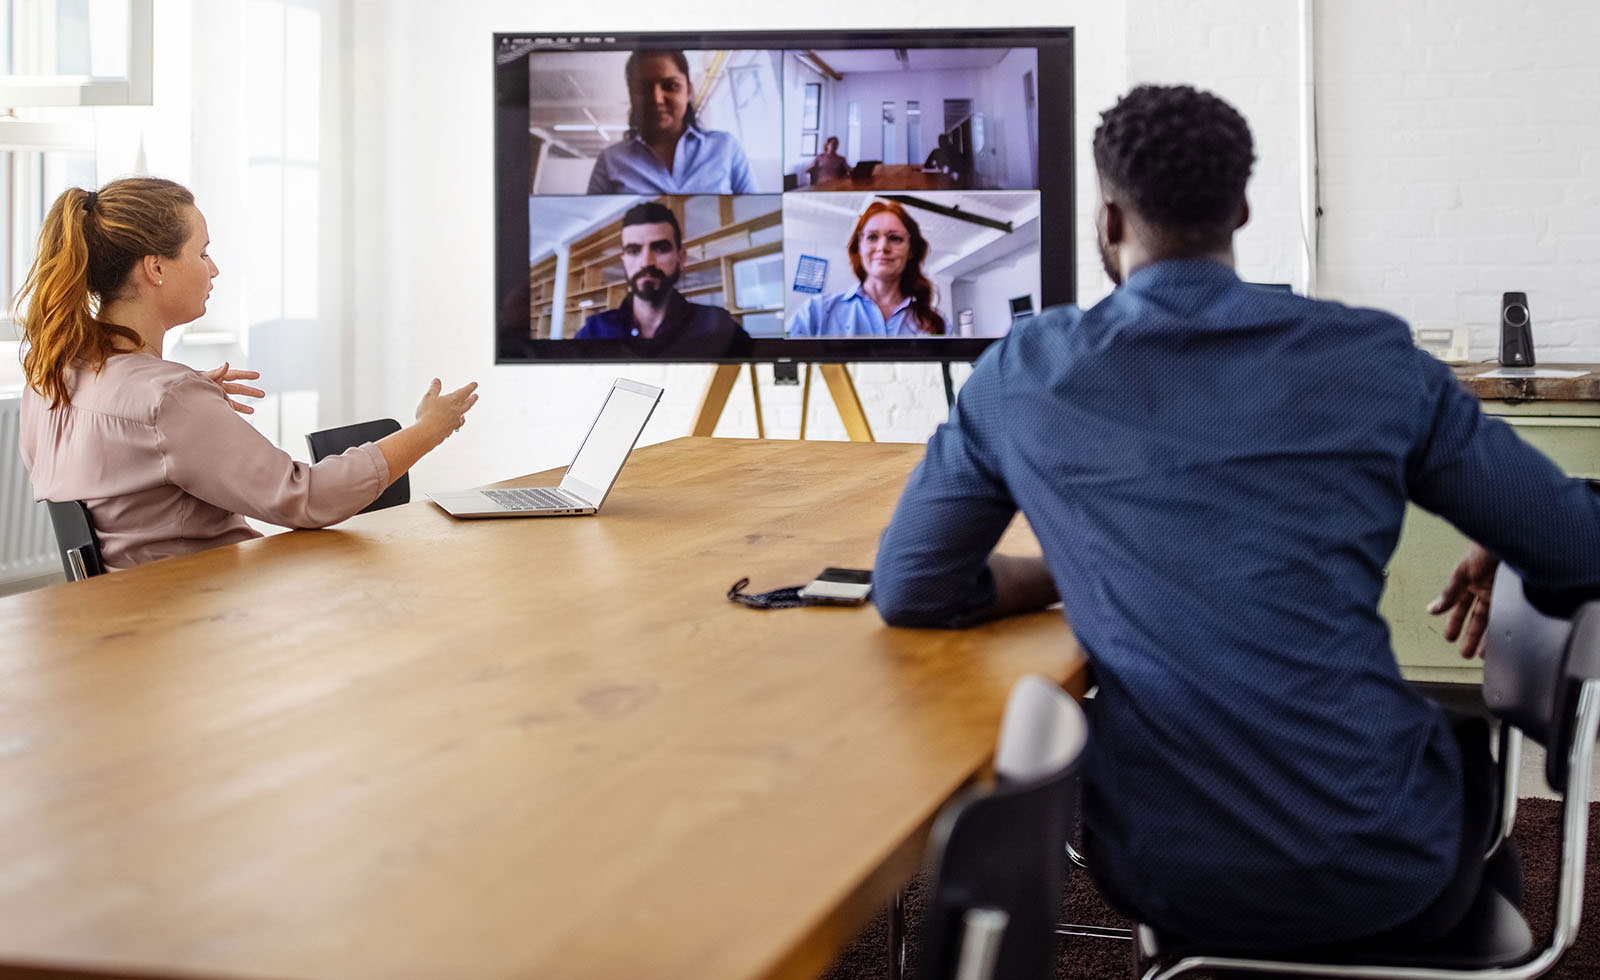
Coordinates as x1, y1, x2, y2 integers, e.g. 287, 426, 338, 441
494, 28, 1075, 363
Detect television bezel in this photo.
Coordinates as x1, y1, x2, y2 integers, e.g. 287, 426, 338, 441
494, 27, 1075, 364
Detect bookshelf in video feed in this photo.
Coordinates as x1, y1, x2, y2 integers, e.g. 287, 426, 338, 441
493, 28, 1076, 364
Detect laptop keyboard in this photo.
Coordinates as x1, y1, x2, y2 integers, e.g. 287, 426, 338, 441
482, 487, 578, 510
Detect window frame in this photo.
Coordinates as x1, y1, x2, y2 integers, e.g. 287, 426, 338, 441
0, 0, 153, 107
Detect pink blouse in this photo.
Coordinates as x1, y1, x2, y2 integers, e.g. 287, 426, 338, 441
19, 353, 390, 570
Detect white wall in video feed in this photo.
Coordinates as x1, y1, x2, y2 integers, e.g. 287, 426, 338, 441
528, 50, 784, 196
782, 48, 1038, 191
781, 191, 1040, 338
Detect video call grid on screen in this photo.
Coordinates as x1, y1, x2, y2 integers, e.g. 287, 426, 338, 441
494, 28, 1075, 364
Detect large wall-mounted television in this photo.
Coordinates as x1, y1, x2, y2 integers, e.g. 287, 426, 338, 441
494, 28, 1075, 364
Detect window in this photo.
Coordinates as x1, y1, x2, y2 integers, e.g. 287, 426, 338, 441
240, 0, 326, 452
0, 0, 148, 372
0, 0, 152, 106
799, 81, 819, 159
881, 101, 896, 164
906, 100, 921, 167
732, 252, 781, 311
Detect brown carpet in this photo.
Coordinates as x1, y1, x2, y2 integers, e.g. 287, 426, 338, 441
818, 798, 1598, 980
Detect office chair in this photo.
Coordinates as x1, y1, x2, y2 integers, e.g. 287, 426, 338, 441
1134, 564, 1600, 980
918, 674, 1088, 980
305, 418, 408, 514
46, 500, 107, 581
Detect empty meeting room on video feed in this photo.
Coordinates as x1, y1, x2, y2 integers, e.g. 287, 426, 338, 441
526, 194, 784, 340
783, 46, 1039, 192
525, 48, 784, 195
781, 191, 1041, 339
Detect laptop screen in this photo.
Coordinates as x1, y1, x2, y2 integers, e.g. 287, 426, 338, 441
560, 379, 662, 505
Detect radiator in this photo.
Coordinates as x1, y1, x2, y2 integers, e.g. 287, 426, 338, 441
0, 391, 58, 587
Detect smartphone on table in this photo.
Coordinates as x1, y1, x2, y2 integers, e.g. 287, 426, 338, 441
797, 567, 873, 605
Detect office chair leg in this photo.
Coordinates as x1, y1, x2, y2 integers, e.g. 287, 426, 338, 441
1056, 923, 1134, 940
887, 888, 907, 980
1066, 839, 1089, 868
1060, 835, 1133, 941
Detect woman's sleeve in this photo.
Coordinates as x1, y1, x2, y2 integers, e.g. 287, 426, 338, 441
728, 141, 756, 193
155, 372, 390, 528
786, 295, 823, 337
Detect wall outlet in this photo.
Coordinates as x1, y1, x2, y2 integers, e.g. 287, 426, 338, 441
1413, 327, 1470, 365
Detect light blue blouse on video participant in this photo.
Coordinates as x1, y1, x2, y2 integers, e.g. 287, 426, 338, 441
587, 125, 756, 194
785, 286, 928, 338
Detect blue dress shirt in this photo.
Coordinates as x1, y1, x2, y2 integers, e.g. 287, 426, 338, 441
873, 258, 1600, 948
587, 125, 757, 195
786, 286, 931, 337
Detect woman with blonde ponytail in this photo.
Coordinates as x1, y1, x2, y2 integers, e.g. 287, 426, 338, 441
15, 177, 479, 569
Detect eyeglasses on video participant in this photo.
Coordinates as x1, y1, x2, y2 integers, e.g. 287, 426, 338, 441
587, 50, 756, 195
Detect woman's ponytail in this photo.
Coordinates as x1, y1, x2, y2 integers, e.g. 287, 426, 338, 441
13, 179, 189, 407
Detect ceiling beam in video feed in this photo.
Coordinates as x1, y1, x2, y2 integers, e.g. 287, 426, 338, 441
883, 195, 1014, 235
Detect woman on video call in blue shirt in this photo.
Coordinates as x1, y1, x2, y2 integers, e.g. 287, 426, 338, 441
786, 200, 947, 338
587, 50, 756, 195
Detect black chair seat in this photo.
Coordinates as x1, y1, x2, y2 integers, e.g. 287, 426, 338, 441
305, 418, 407, 514
1146, 883, 1532, 972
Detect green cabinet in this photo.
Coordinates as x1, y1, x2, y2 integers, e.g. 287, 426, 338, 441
1383, 401, 1600, 683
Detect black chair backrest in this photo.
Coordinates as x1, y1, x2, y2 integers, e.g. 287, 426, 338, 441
920, 677, 1087, 980
45, 500, 107, 580
1484, 564, 1600, 793
305, 418, 407, 514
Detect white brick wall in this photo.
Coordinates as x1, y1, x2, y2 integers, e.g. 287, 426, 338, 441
1316, 0, 1600, 363
1123, 0, 1306, 289
346, 0, 1600, 494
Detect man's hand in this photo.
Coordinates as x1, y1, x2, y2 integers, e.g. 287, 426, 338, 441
204, 362, 265, 415
1427, 542, 1500, 659
986, 554, 1059, 621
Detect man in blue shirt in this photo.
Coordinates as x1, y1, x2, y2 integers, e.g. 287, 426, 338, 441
874, 84, 1600, 950
575, 201, 748, 356
587, 50, 758, 195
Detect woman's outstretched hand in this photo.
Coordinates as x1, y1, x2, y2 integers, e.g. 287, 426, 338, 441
416, 378, 480, 443
205, 362, 266, 415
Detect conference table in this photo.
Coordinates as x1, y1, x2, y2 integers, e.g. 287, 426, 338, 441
0, 437, 1083, 980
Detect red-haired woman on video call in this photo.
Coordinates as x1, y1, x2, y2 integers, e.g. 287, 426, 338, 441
786, 199, 947, 337
14, 176, 478, 569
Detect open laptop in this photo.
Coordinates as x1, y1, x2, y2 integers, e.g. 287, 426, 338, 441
426, 378, 662, 518
851, 160, 880, 181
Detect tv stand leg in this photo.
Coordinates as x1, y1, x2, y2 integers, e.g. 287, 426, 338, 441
820, 364, 874, 442
692, 363, 742, 436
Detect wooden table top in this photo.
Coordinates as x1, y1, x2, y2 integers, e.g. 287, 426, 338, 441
1453, 363, 1600, 403
810, 164, 960, 193
0, 437, 1082, 980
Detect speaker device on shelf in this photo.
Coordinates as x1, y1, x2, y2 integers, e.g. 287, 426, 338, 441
1499, 291, 1535, 367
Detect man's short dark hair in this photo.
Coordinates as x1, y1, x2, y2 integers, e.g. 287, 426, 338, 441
621, 201, 682, 249
1092, 84, 1255, 253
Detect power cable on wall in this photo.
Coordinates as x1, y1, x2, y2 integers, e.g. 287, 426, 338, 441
1299, 0, 1321, 297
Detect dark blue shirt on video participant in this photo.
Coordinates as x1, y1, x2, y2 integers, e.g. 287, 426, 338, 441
575, 291, 746, 351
